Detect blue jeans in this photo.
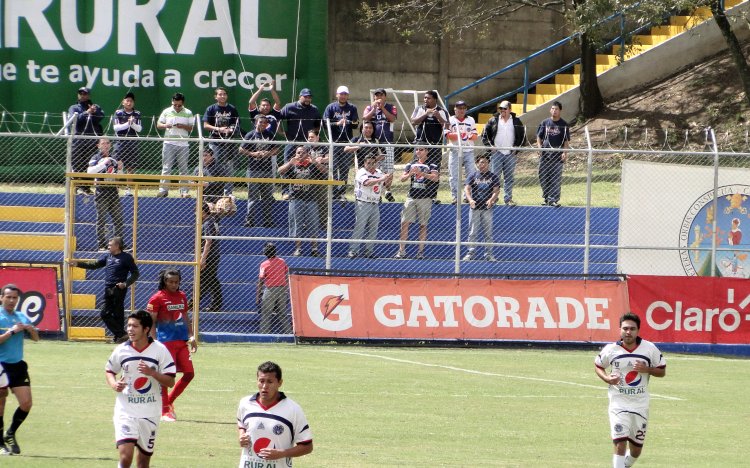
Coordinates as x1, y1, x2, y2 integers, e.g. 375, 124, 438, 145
246, 168, 273, 226
349, 201, 380, 255
490, 151, 517, 204
288, 198, 320, 239
210, 142, 235, 195
449, 148, 476, 201
538, 152, 564, 203
466, 208, 494, 257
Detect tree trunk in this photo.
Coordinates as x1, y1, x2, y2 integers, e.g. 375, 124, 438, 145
579, 32, 605, 118
710, 0, 750, 106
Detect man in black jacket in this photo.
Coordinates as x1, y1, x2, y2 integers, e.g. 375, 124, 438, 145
480, 101, 525, 207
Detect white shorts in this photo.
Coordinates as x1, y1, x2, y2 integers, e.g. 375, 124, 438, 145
609, 407, 649, 446
0, 363, 7, 388
114, 412, 160, 456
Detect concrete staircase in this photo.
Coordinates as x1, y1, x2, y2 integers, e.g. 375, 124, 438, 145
476, 0, 745, 129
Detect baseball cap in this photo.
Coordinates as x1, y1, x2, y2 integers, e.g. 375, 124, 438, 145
374, 88, 386, 95
336, 85, 350, 94
454, 100, 468, 107
498, 100, 511, 110
299, 88, 312, 97
124, 92, 135, 100
78, 87, 90, 94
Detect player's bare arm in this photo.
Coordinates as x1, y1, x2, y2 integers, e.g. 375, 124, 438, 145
259, 441, 313, 460
594, 365, 620, 385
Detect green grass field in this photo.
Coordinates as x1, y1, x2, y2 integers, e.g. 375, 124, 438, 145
2, 341, 747, 467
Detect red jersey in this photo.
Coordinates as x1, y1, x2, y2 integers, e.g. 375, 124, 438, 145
259, 257, 288, 288
146, 289, 190, 342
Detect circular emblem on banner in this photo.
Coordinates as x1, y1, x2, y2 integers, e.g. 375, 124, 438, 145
679, 185, 750, 277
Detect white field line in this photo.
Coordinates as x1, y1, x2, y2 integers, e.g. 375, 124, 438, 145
327, 349, 685, 401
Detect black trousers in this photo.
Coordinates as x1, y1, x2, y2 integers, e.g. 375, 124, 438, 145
101, 285, 127, 338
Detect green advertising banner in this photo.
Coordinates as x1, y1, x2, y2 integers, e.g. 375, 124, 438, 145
0, 0, 328, 128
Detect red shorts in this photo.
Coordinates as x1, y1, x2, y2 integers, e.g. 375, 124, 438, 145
164, 340, 194, 374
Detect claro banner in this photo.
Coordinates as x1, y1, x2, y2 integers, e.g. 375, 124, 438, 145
0, 266, 61, 331
0, 0, 328, 120
290, 275, 629, 341
628, 275, 750, 344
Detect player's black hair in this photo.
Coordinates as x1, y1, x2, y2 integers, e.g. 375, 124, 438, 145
257, 361, 282, 380
172, 92, 185, 102
0, 283, 21, 297
259, 97, 272, 105
475, 153, 490, 163
620, 312, 641, 328
263, 242, 277, 258
158, 268, 181, 291
214, 86, 228, 95
109, 236, 125, 250
128, 309, 153, 331
425, 90, 438, 99
552, 100, 563, 110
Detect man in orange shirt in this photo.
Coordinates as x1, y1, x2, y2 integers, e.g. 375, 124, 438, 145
256, 243, 291, 334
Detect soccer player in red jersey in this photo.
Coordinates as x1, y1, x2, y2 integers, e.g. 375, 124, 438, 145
146, 269, 197, 422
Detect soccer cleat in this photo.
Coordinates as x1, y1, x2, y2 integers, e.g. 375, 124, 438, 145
0, 446, 10, 456
4, 433, 20, 455
160, 412, 176, 422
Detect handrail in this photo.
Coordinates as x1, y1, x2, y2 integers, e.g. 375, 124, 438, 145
445, 5, 649, 115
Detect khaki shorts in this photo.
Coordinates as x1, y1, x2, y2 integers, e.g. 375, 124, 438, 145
401, 198, 433, 225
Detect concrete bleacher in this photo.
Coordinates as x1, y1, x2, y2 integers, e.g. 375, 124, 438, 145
0, 192, 619, 340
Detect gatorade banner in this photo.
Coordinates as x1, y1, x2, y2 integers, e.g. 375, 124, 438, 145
0, 266, 61, 331
0, 0, 328, 121
290, 275, 629, 341
627, 275, 750, 344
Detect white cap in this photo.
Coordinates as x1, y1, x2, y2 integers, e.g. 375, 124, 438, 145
336, 85, 350, 94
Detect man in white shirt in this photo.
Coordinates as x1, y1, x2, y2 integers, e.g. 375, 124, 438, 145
156, 93, 194, 198
445, 100, 477, 204
348, 155, 393, 258
480, 100, 525, 206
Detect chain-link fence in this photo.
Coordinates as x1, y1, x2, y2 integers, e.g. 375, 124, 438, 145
0, 111, 748, 340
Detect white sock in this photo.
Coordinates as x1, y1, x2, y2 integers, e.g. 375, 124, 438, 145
625, 450, 638, 467
613, 454, 626, 468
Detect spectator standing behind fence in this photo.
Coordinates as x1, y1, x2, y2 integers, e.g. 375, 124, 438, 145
87, 139, 125, 252
324, 85, 359, 201
69, 86, 105, 194
536, 101, 570, 208
256, 244, 291, 335
112, 92, 142, 197
395, 146, 440, 260
204, 87, 240, 196
481, 100, 525, 207
348, 155, 393, 259
0, 284, 40, 456
194, 147, 224, 205
278, 146, 327, 257
248, 80, 284, 138
363, 88, 398, 202
70, 236, 139, 343
463, 154, 501, 262
157, 93, 194, 198
306, 129, 329, 229
445, 100, 478, 205
200, 203, 222, 312
239, 115, 277, 228
411, 90, 448, 168
345, 121, 384, 169
146, 269, 197, 423
280, 88, 321, 163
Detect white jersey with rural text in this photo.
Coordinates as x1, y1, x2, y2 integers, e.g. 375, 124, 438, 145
237, 392, 312, 468
595, 337, 666, 412
105, 339, 176, 419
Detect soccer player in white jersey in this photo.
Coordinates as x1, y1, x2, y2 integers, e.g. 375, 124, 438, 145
105, 310, 176, 468
595, 312, 666, 468
236, 361, 313, 467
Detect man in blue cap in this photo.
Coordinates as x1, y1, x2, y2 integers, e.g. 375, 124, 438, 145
280, 88, 321, 163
